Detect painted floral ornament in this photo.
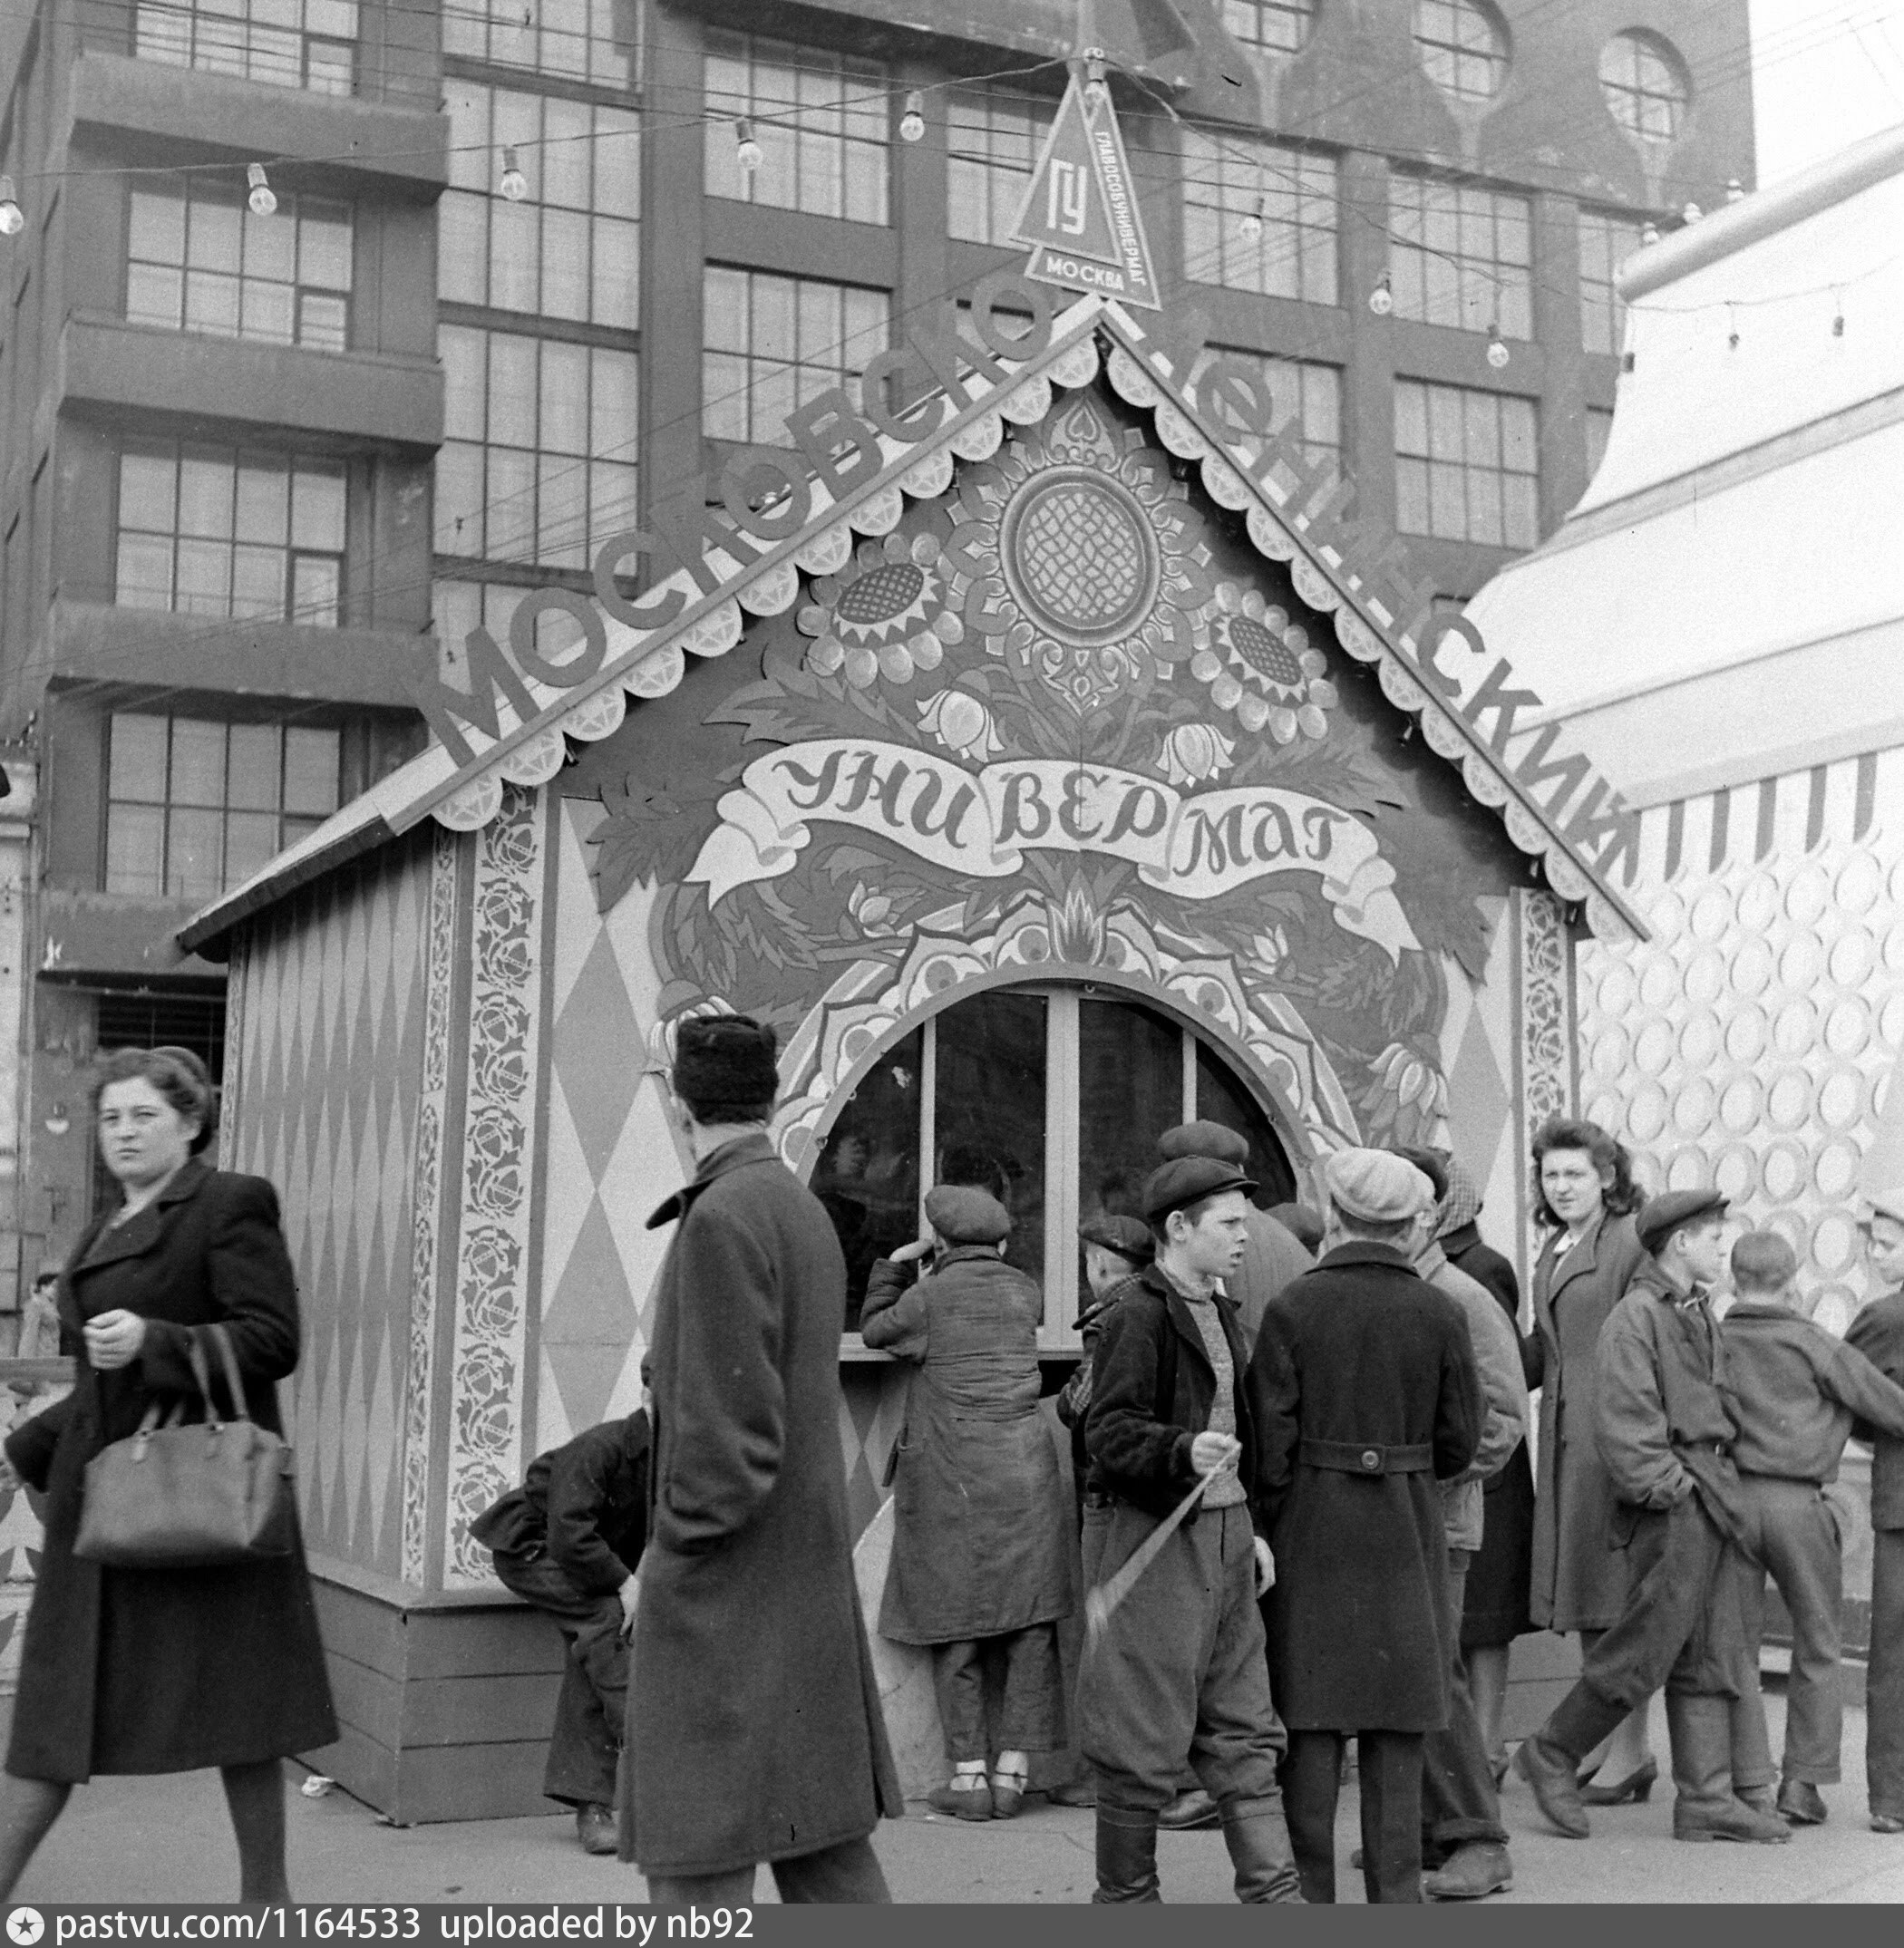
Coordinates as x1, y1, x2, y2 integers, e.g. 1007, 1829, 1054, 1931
1159, 722, 1235, 788
1191, 581, 1339, 742
795, 530, 965, 688
919, 687, 1004, 761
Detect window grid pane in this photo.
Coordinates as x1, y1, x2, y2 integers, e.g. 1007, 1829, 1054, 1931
1599, 31, 1689, 142
1413, 0, 1506, 101
438, 0, 637, 84
1393, 378, 1539, 548
1180, 130, 1337, 304
1219, 0, 1315, 54
701, 266, 888, 448
105, 712, 342, 898
132, 0, 358, 93
1578, 208, 1644, 356
1387, 171, 1532, 337
704, 30, 889, 225
1207, 348, 1342, 479
946, 84, 1054, 246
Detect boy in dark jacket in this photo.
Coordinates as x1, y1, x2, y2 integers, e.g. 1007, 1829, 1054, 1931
1077, 1156, 1300, 1904
1724, 1229, 1904, 1826
472, 1405, 651, 1853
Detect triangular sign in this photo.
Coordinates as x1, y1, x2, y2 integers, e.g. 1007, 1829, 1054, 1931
1008, 64, 1162, 311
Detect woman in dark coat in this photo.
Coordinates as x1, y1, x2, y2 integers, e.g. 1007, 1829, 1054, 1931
1438, 1158, 1533, 1781
860, 1186, 1073, 1821
0, 1047, 335, 1901
1523, 1115, 1654, 1798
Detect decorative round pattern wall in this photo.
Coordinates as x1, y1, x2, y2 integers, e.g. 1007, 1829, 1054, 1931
999, 469, 1161, 648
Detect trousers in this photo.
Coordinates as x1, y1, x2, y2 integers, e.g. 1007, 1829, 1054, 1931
1283, 1730, 1424, 1903
1420, 1549, 1508, 1852
491, 1549, 627, 1807
646, 1835, 891, 1907
1078, 1501, 1287, 1813
1870, 1529, 1904, 1818
931, 1625, 1064, 1761
1734, 1476, 1846, 1785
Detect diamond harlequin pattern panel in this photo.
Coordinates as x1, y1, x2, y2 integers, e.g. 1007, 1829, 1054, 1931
1580, 752, 1904, 1335
230, 830, 434, 1581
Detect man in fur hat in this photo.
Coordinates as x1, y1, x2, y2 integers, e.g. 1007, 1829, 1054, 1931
622, 1013, 901, 1904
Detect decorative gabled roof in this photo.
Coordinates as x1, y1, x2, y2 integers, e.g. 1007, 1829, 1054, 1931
178, 291, 1644, 955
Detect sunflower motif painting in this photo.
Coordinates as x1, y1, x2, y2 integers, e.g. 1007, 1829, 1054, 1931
1191, 581, 1340, 741
794, 531, 966, 689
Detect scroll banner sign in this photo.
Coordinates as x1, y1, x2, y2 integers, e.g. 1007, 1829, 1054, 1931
686, 737, 1423, 962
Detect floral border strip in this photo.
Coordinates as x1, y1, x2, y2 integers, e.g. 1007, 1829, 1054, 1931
402, 825, 461, 1588
1518, 887, 1574, 1140
442, 788, 544, 1587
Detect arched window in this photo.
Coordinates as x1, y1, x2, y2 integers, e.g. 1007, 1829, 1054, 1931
1599, 32, 1690, 142
1413, 0, 1508, 103
817, 985, 1299, 1338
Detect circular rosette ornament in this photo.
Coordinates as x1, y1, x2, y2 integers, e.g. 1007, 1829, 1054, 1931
1190, 582, 1340, 742
795, 532, 965, 690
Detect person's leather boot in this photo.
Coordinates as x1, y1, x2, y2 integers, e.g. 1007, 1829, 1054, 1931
1219, 1798, 1303, 1904
1093, 1805, 1162, 1903
1666, 1694, 1791, 1844
575, 1803, 617, 1855
1777, 1779, 1828, 1826
1514, 1733, 1590, 1838
1157, 1787, 1219, 1829
1423, 1841, 1513, 1901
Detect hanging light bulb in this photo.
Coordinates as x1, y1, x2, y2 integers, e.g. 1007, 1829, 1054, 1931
1832, 296, 1845, 337
0, 176, 21, 237
1725, 178, 1745, 203
1368, 269, 1394, 316
247, 162, 277, 217
734, 118, 763, 175
1681, 200, 1702, 223
899, 90, 925, 143
499, 147, 528, 201
1641, 219, 1661, 245
1485, 325, 1510, 371
1083, 53, 1108, 112
1239, 197, 1264, 242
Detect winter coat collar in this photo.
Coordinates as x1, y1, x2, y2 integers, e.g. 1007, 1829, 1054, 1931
1628, 1257, 1709, 1312
1544, 1210, 1608, 1295
645, 1130, 777, 1230
71, 1155, 214, 1276
1724, 1298, 1798, 1324
1439, 1219, 1481, 1260
1134, 1261, 1239, 1373
1315, 1240, 1419, 1275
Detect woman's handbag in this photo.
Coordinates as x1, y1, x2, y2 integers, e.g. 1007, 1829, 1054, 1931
73, 1323, 296, 1568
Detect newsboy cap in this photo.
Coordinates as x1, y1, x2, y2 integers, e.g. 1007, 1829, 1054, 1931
1863, 1188, 1904, 1228
1078, 1213, 1155, 1264
672, 1013, 779, 1104
1266, 1202, 1325, 1252
1325, 1148, 1434, 1225
1143, 1156, 1256, 1224
1157, 1120, 1251, 1167
925, 1184, 1013, 1245
1637, 1188, 1728, 1255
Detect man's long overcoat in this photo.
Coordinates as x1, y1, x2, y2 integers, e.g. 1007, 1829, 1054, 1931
625, 1134, 901, 1878
2, 1158, 336, 1782
1248, 1241, 1482, 1732
860, 1248, 1073, 1644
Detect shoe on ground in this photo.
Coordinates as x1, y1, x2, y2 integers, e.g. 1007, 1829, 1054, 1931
1673, 1797, 1791, 1844
991, 1772, 1028, 1820
1736, 1783, 1782, 1815
1870, 1810, 1904, 1834
928, 1778, 995, 1821
1777, 1780, 1827, 1826
1157, 1788, 1220, 1830
575, 1804, 617, 1856
1579, 1756, 1658, 1806
1423, 1842, 1513, 1902
1046, 1776, 1097, 1807
1514, 1733, 1590, 1839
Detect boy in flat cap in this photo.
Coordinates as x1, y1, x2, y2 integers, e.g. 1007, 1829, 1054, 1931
623, 1013, 900, 1904
1517, 1189, 1789, 1846
860, 1185, 1074, 1821
1077, 1155, 1301, 1903
1844, 1187, 1904, 1832
1723, 1229, 1904, 1826
1247, 1148, 1483, 1903
1157, 1122, 1310, 1353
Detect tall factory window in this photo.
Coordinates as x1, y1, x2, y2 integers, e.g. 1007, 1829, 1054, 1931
435, 325, 638, 567
1599, 32, 1690, 142
1578, 208, 1645, 355
440, 82, 641, 325
1413, 0, 1508, 102
1584, 405, 1615, 480
126, 184, 352, 351
1180, 130, 1337, 304
946, 84, 1053, 247
1220, 0, 1315, 55
133, 0, 357, 94
1387, 172, 1532, 338
441, 0, 640, 88
703, 31, 889, 225
1204, 349, 1342, 476
1394, 378, 1538, 549
114, 444, 346, 623
702, 267, 889, 446
104, 712, 342, 900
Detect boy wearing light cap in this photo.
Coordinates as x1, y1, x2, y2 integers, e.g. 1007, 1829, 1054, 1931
1077, 1155, 1301, 1903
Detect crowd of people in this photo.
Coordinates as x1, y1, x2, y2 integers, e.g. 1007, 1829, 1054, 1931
8, 1020, 1904, 1907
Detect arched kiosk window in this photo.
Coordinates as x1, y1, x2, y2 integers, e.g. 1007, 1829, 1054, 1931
816, 984, 1297, 1342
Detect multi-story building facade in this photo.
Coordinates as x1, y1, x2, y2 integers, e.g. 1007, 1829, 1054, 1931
0, 0, 1752, 1298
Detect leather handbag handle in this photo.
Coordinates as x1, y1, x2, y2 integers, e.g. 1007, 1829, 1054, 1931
203, 1322, 253, 1424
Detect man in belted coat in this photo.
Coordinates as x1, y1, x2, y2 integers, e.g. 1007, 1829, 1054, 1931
620, 1013, 902, 1904
1248, 1148, 1484, 1904
1516, 1190, 1789, 1846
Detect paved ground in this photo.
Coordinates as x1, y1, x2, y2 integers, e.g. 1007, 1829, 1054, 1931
15, 1691, 1904, 1906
